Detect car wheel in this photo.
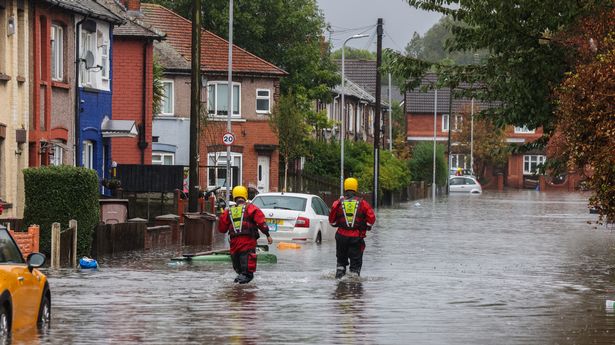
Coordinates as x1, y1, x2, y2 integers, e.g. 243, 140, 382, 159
0, 304, 10, 339
315, 231, 322, 244
37, 293, 51, 332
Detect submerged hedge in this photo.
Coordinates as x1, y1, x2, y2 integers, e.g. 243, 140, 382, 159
23, 166, 100, 256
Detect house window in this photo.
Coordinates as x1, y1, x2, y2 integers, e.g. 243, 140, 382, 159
152, 152, 174, 165
97, 30, 109, 80
82, 140, 94, 169
0, 4, 6, 73
256, 89, 270, 113
523, 155, 545, 175
207, 82, 240, 117
514, 125, 535, 134
450, 154, 468, 170
160, 80, 174, 115
369, 108, 374, 135
51, 24, 64, 81
442, 114, 449, 132
453, 115, 463, 132
348, 104, 354, 132
51, 144, 63, 166
79, 29, 96, 87
207, 152, 242, 188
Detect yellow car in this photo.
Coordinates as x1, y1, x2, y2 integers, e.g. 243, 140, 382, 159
0, 226, 50, 339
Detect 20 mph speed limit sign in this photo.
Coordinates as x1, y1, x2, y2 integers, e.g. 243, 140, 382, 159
222, 132, 235, 146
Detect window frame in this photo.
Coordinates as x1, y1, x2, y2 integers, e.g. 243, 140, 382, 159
442, 114, 449, 132
523, 155, 546, 175
207, 152, 243, 189
82, 140, 94, 170
514, 125, 536, 134
51, 144, 63, 166
152, 152, 175, 165
160, 80, 174, 116
255, 88, 271, 114
98, 30, 109, 80
207, 82, 241, 118
79, 29, 96, 87
51, 24, 64, 81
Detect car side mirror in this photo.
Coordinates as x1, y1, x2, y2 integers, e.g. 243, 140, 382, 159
27, 252, 46, 272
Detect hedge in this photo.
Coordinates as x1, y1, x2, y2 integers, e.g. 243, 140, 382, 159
23, 166, 100, 257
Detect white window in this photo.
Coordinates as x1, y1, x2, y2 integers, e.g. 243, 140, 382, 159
453, 115, 463, 132
450, 154, 468, 170
51, 145, 63, 166
51, 24, 64, 81
442, 114, 449, 132
369, 108, 374, 135
348, 104, 354, 131
207, 152, 242, 188
256, 89, 270, 113
97, 30, 109, 80
82, 141, 94, 169
207, 82, 240, 117
152, 152, 174, 165
514, 125, 535, 134
80, 29, 96, 87
160, 80, 174, 115
523, 155, 545, 175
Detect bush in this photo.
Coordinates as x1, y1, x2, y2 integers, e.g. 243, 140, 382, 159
23, 166, 100, 257
409, 142, 448, 186
359, 150, 412, 193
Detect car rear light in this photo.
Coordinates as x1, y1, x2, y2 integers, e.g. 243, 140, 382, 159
295, 216, 310, 228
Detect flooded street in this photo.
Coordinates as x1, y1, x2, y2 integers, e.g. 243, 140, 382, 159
32, 191, 615, 344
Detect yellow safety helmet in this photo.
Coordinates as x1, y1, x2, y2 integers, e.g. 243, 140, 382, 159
344, 177, 358, 192
232, 185, 248, 201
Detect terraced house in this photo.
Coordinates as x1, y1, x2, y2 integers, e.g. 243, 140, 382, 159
0, 0, 29, 217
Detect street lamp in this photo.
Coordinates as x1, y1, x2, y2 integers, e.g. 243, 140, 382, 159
340, 33, 368, 196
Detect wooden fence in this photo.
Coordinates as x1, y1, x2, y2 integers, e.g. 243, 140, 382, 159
91, 222, 146, 257
50, 220, 77, 269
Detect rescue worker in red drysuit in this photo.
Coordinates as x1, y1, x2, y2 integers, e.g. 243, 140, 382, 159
218, 185, 273, 284
329, 177, 376, 279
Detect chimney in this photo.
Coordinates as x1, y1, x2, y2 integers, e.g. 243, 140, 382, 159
123, 0, 141, 12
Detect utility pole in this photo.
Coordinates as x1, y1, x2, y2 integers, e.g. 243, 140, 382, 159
225, 0, 234, 208
432, 89, 437, 201
446, 84, 453, 195
188, 0, 202, 212
388, 73, 392, 151
373, 18, 383, 209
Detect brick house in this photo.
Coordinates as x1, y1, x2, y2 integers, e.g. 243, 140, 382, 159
0, 0, 29, 217
140, 3, 287, 193
405, 73, 547, 189
111, 1, 163, 165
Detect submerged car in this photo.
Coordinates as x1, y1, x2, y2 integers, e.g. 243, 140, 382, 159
0, 226, 50, 339
449, 176, 482, 194
251, 192, 335, 243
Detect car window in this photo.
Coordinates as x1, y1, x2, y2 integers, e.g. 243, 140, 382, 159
317, 197, 330, 215
252, 196, 307, 211
464, 178, 476, 185
450, 178, 463, 186
310, 198, 324, 216
311, 197, 328, 216
0, 230, 25, 264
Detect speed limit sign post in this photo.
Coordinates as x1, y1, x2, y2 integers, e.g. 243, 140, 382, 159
222, 132, 235, 146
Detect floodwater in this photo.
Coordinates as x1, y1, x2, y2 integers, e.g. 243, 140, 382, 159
22, 191, 615, 344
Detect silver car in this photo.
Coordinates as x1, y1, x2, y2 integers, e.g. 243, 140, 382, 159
449, 176, 482, 194
250, 192, 336, 243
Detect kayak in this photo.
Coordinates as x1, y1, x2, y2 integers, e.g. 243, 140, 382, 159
170, 246, 277, 263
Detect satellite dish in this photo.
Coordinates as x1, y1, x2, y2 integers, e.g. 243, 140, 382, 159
84, 51, 95, 69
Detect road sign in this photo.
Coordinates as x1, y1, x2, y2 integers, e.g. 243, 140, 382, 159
222, 132, 235, 146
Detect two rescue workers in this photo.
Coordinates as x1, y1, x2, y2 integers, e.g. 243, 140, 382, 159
328, 177, 376, 279
218, 186, 273, 284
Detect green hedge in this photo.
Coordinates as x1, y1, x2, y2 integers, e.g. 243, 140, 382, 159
23, 166, 100, 257
409, 142, 448, 186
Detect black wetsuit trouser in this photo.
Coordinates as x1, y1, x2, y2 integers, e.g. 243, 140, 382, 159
231, 248, 257, 281
335, 232, 365, 275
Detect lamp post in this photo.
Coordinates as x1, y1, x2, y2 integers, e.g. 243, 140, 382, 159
340, 34, 368, 195
225, 0, 234, 208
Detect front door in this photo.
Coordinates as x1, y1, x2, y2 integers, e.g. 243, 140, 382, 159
257, 156, 270, 193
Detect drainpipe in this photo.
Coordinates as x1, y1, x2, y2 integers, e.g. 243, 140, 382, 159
74, 16, 88, 166
138, 41, 149, 164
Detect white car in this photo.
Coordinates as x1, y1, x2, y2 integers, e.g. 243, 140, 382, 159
250, 192, 335, 243
449, 176, 482, 194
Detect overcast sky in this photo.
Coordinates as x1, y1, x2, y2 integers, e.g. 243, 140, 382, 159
316, 0, 442, 53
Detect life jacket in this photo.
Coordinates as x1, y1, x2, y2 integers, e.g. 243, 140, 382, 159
335, 196, 368, 231
228, 204, 258, 238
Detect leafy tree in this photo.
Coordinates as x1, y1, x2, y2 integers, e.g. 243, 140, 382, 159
359, 150, 411, 193
331, 47, 376, 60
451, 107, 509, 181
269, 93, 311, 191
149, 0, 339, 101
554, 5, 614, 222
408, 142, 448, 186
389, 0, 611, 131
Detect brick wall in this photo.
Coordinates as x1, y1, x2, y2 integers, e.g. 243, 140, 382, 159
406, 112, 449, 139
112, 39, 153, 164
9, 225, 40, 258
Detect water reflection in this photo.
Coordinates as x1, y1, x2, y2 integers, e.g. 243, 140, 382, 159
220, 285, 259, 345
331, 279, 367, 344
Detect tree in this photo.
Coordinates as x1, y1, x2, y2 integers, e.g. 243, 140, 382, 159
152, 58, 165, 116
389, 0, 612, 131
149, 0, 340, 101
451, 108, 509, 181
554, 6, 614, 222
408, 142, 448, 186
331, 47, 376, 60
269, 93, 311, 191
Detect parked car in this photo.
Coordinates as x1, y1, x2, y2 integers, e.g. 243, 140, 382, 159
449, 176, 482, 194
0, 226, 50, 339
250, 193, 335, 243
